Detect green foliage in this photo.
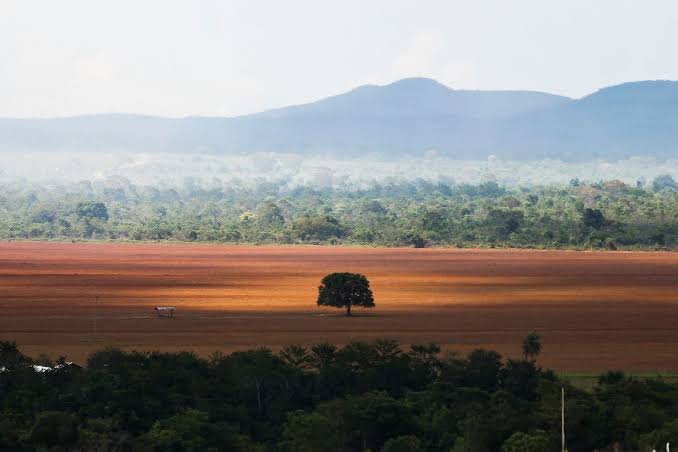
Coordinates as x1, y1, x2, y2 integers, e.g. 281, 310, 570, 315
316, 391, 415, 451
1, 179, 678, 249
76, 201, 109, 221
501, 360, 540, 401
0, 340, 32, 369
500, 430, 549, 452
139, 410, 212, 451
652, 174, 677, 191
77, 417, 132, 451
281, 411, 335, 452
256, 201, 284, 226
382, 435, 423, 452
639, 419, 678, 451
2, 339, 678, 451
291, 214, 346, 241
29, 411, 80, 449
598, 370, 626, 386
317, 272, 375, 315
582, 207, 605, 229
465, 349, 503, 391
522, 330, 542, 361
485, 208, 524, 239
137, 409, 257, 451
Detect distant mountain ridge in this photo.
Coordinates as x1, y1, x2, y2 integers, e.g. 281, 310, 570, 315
1, 78, 677, 160
253, 78, 571, 119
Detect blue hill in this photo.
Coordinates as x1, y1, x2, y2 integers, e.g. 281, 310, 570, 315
1, 78, 677, 160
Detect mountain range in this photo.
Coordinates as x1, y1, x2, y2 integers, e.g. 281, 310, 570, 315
1, 78, 678, 160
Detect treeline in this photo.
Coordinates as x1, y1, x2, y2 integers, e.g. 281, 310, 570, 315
2, 176, 678, 249
2, 340, 678, 451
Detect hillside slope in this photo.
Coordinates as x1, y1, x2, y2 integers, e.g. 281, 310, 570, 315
1, 79, 677, 160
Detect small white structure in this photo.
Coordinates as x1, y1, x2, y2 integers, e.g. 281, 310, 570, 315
0, 362, 79, 373
155, 306, 176, 318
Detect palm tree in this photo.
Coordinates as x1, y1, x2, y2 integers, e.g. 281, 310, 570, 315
522, 330, 542, 361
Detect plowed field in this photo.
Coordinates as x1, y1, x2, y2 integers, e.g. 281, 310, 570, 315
1, 242, 677, 371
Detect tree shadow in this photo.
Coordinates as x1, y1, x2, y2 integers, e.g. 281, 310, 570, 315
312, 311, 384, 318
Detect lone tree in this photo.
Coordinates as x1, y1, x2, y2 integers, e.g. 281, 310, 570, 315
522, 330, 542, 361
317, 272, 374, 316
582, 207, 605, 230
76, 201, 109, 222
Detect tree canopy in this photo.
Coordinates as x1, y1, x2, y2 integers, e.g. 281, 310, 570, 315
0, 178, 677, 248
75, 201, 109, 221
522, 331, 542, 362
317, 272, 375, 316
2, 338, 678, 451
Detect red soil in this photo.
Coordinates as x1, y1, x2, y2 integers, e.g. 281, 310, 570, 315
1, 241, 678, 371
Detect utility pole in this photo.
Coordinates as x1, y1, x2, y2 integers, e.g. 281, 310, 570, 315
561, 386, 565, 452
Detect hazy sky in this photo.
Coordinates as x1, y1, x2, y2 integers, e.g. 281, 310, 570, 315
2, 0, 678, 117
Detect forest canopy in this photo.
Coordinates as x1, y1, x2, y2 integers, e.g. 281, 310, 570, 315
1, 339, 678, 451
1, 176, 678, 249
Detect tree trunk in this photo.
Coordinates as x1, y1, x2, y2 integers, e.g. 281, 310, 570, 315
346, 304, 352, 316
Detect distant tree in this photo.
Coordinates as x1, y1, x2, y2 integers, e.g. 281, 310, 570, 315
77, 417, 132, 452
31, 208, 57, 224
318, 392, 415, 451
408, 343, 442, 382
522, 331, 542, 362
291, 215, 346, 241
137, 409, 255, 451
317, 273, 374, 316
382, 435, 423, 452
582, 208, 605, 229
476, 181, 506, 197
279, 345, 310, 369
0, 417, 20, 450
257, 201, 284, 226
598, 370, 625, 386
362, 199, 388, 215
501, 196, 522, 209
486, 209, 524, 238
501, 359, 540, 400
309, 342, 338, 370
225, 348, 290, 415
652, 174, 677, 191
76, 201, 109, 221
280, 411, 335, 452
29, 411, 80, 450
404, 232, 426, 248
501, 430, 549, 452
464, 349, 503, 391
239, 211, 257, 223
639, 419, 678, 452
0, 340, 31, 369
420, 208, 449, 234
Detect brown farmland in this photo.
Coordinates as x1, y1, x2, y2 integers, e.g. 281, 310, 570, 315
1, 241, 678, 372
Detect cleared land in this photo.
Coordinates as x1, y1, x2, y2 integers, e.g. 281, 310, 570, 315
1, 242, 678, 372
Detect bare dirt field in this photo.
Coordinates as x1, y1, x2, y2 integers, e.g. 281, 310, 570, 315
1, 241, 678, 372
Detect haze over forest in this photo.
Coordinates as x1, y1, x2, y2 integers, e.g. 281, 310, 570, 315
3, 2, 678, 188
2, 78, 678, 188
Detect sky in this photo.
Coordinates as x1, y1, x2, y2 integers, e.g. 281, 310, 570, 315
2, 0, 678, 118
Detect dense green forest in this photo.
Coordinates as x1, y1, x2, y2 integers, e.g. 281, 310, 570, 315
2, 339, 678, 451
2, 175, 678, 249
